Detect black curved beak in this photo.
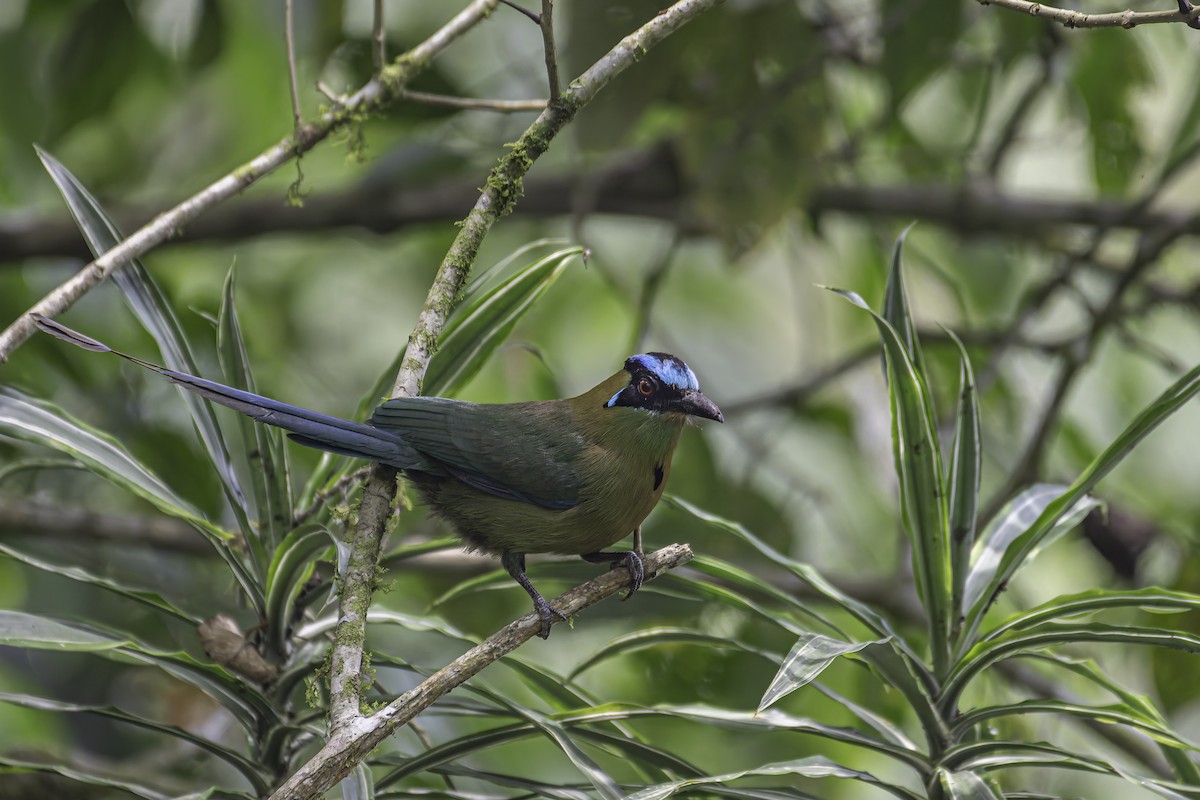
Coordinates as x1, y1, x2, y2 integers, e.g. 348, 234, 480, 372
676, 389, 724, 423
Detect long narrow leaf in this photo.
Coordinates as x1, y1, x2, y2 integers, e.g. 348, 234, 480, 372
0, 692, 268, 792
37, 147, 254, 546
961, 360, 1200, 645
626, 756, 923, 800
424, 245, 584, 396
947, 622, 1200, 711
758, 632, 888, 713
0, 610, 272, 731
218, 264, 291, 558
945, 329, 981, 633
0, 387, 260, 605
986, 587, 1200, 641
0, 542, 199, 625
828, 286, 952, 675
264, 524, 334, 656
963, 484, 1100, 614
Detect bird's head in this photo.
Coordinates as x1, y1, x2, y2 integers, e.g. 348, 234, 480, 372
604, 353, 724, 423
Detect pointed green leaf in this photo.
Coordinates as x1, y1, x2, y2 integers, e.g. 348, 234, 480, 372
945, 329, 981, 627
424, 245, 584, 397
0, 611, 272, 731
0, 609, 129, 652
626, 756, 923, 800
264, 524, 335, 655
947, 622, 1200, 711
0, 542, 199, 625
827, 285, 951, 675
936, 768, 1002, 799
37, 147, 254, 544
961, 359, 1200, 645
987, 587, 1200, 641
963, 484, 1100, 613
0, 692, 268, 792
758, 632, 889, 713
218, 263, 291, 558
0, 387, 261, 608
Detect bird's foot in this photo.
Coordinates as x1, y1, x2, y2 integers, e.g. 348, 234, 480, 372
582, 549, 645, 600
532, 595, 568, 639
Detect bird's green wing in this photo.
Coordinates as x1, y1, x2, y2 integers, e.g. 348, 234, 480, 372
371, 397, 585, 509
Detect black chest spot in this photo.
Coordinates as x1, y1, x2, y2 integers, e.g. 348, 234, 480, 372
653, 463, 665, 491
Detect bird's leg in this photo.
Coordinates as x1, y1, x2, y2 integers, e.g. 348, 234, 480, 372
501, 550, 566, 639
581, 536, 645, 601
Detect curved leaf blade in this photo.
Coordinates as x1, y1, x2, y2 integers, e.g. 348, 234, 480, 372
961, 360, 1200, 644
759, 632, 888, 713
424, 245, 584, 397
36, 147, 254, 543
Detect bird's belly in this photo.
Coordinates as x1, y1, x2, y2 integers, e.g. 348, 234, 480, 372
417, 474, 662, 556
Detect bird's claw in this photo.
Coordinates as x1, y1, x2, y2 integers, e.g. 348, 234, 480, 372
618, 550, 645, 600
533, 596, 568, 639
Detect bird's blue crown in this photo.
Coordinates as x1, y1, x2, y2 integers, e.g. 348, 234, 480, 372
627, 353, 700, 391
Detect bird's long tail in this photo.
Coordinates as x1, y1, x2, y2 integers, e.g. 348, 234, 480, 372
32, 315, 432, 471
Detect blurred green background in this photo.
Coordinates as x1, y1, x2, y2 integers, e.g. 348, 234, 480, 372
2, 1, 1200, 797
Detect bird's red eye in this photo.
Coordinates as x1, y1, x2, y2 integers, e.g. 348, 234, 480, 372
638, 378, 655, 396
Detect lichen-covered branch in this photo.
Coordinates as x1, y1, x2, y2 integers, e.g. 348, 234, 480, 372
0, 0, 500, 365
270, 544, 693, 800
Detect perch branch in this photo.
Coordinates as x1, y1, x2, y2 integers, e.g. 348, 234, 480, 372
271, 545, 694, 800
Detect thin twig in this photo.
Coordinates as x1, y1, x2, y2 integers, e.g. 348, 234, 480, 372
977, 0, 1200, 28
398, 89, 546, 112
285, 0, 302, 128
271, 545, 693, 800
499, 0, 541, 23
291, 467, 370, 528
372, 0, 386, 74
0, 0, 503, 365
540, 0, 560, 99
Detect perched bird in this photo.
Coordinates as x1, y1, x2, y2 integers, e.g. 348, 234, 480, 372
33, 315, 723, 638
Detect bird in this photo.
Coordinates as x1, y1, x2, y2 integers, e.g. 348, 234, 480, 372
33, 314, 723, 638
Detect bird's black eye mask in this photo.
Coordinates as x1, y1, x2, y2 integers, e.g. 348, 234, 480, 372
605, 352, 701, 414
605, 366, 684, 413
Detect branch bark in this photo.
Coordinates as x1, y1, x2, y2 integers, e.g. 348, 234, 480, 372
271, 544, 694, 799
977, 0, 1200, 28
18, 176, 1200, 266
0, 0, 502, 365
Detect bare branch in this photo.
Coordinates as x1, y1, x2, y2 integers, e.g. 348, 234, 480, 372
977, 0, 1200, 28
270, 544, 693, 800
285, 0, 302, 128
540, 0, 561, 99
498, 0, 541, 24
398, 89, 546, 112
0, 0, 502, 365
372, 0, 386, 73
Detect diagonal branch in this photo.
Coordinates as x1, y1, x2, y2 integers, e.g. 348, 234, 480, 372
0, 0, 502, 365
273, 544, 693, 799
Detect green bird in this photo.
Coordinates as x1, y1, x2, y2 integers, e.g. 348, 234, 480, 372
34, 315, 723, 638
